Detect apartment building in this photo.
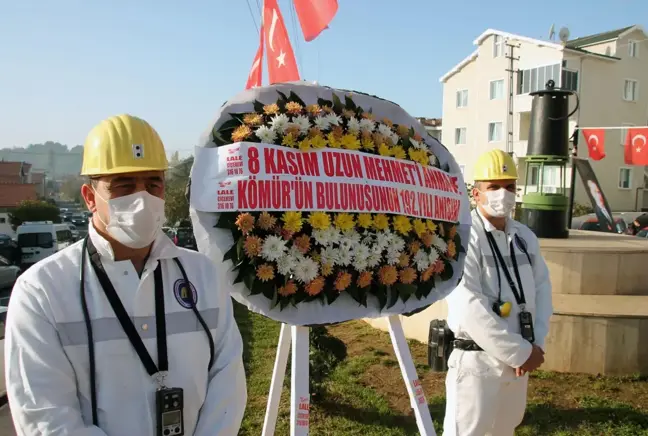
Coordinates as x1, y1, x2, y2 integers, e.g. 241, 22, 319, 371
440, 25, 648, 211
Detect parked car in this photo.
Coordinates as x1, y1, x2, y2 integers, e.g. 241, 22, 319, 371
0, 233, 20, 265
0, 255, 21, 289
571, 216, 627, 233
636, 229, 648, 238
17, 221, 75, 269
175, 227, 197, 250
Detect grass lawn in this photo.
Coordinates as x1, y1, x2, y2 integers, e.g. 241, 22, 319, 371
234, 302, 648, 435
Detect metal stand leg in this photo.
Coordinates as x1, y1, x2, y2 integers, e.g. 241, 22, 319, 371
387, 315, 437, 436
262, 323, 292, 436
290, 325, 310, 436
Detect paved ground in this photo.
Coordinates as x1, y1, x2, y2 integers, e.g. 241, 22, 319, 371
0, 405, 14, 436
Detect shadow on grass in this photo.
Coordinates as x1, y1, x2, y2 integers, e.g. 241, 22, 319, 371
232, 299, 253, 374
316, 394, 446, 432
523, 400, 648, 434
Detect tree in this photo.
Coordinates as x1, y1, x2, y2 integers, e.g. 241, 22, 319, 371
60, 176, 83, 203
165, 156, 194, 226
10, 200, 61, 229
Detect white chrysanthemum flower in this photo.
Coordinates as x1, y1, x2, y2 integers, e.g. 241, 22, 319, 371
255, 125, 277, 143
377, 123, 393, 138
390, 132, 400, 146
270, 114, 290, 133
367, 252, 382, 268
312, 229, 330, 246
375, 231, 391, 251
261, 235, 287, 262
337, 249, 352, 266
359, 118, 375, 133
323, 227, 341, 246
347, 117, 361, 134
429, 154, 438, 166
292, 115, 311, 135
342, 230, 361, 245
388, 234, 406, 253
326, 113, 342, 126
293, 258, 319, 284
414, 250, 430, 272
432, 234, 448, 252
428, 249, 439, 265
386, 249, 401, 265
313, 115, 330, 130
410, 138, 424, 150
320, 246, 340, 266
355, 260, 369, 272
276, 255, 297, 276
352, 244, 370, 262
288, 245, 305, 260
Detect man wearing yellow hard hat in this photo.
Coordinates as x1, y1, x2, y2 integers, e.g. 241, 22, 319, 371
442, 149, 553, 435
5, 115, 247, 435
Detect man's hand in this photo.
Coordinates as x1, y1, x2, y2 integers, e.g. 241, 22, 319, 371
517, 345, 545, 376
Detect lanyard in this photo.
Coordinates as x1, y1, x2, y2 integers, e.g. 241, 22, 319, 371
484, 231, 526, 308
86, 237, 168, 380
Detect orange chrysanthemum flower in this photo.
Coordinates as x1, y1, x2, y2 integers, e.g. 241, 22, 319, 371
378, 265, 398, 286
306, 104, 321, 115
432, 259, 445, 274
447, 241, 457, 258
420, 232, 434, 248
413, 133, 423, 142
398, 253, 410, 268
308, 127, 322, 138
263, 103, 280, 115
331, 126, 344, 139
278, 280, 298, 296
342, 109, 356, 119
321, 105, 333, 114
235, 213, 255, 234
408, 241, 421, 255
305, 277, 325, 296
280, 227, 294, 241
321, 263, 333, 277
243, 235, 262, 257
285, 102, 303, 114
361, 112, 374, 120
448, 225, 457, 239
257, 212, 277, 230
243, 113, 263, 126
256, 264, 275, 282
294, 234, 311, 254
231, 125, 252, 142
357, 271, 373, 288
421, 266, 435, 282
334, 271, 352, 292
382, 118, 394, 128
399, 267, 417, 284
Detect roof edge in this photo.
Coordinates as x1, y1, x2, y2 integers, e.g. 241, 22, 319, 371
439, 50, 479, 83
472, 28, 564, 50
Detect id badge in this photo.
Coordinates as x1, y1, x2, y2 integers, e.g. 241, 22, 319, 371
156, 387, 184, 436
518, 311, 535, 343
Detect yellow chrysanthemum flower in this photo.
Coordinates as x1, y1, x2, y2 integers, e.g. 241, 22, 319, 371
361, 138, 375, 151
310, 134, 327, 149
243, 113, 263, 126
357, 213, 373, 229
413, 219, 427, 238
257, 211, 277, 230
378, 143, 392, 156
298, 138, 311, 151
282, 133, 298, 148
408, 148, 428, 166
393, 215, 412, 235
392, 146, 406, 160
334, 213, 355, 231
231, 125, 252, 142
372, 214, 390, 231
321, 263, 334, 277
327, 132, 342, 148
426, 220, 438, 233
263, 104, 280, 115
308, 212, 331, 230
340, 134, 361, 150
281, 211, 303, 233
285, 102, 303, 114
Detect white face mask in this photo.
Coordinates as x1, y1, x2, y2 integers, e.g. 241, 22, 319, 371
480, 188, 516, 218
95, 191, 166, 249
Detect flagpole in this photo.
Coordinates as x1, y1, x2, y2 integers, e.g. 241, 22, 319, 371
567, 126, 579, 226
579, 126, 648, 130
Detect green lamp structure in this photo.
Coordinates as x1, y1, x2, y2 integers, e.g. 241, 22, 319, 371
520, 80, 579, 239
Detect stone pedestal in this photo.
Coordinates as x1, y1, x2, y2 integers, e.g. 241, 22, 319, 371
365, 230, 648, 375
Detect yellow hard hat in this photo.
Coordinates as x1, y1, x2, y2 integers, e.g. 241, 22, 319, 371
81, 114, 169, 176
473, 149, 518, 181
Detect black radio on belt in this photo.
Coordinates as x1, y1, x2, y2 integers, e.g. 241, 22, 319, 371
157, 387, 185, 436
519, 311, 535, 343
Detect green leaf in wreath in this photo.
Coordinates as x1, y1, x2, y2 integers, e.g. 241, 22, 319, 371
215, 212, 235, 229
288, 91, 306, 107
243, 269, 256, 291
261, 282, 275, 300
222, 243, 237, 262
276, 90, 289, 102
344, 95, 357, 111
418, 279, 435, 298
253, 100, 265, 112
374, 285, 387, 311
233, 267, 245, 285
279, 296, 292, 310
317, 98, 333, 108
386, 285, 399, 309
440, 262, 454, 281
218, 118, 243, 135
409, 126, 416, 137
331, 94, 344, 112
293, 291, 307, 305
324, 288, 341, 306
345, 283, 363, 306
235, 237, 245, 262
395, 283, 417, 303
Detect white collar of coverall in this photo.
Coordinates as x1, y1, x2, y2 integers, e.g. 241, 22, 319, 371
476, 207, 518, 236
88, 221, 180, 262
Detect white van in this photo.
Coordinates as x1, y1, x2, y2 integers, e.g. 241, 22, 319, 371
17, 221, 74, 267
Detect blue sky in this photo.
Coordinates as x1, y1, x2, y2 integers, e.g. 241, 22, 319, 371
1, 0, 646, 156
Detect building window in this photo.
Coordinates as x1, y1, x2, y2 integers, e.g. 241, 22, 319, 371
456, 89, 468, 108
618, 167, 633, 189
561, 69, 579, 92
489, 79, 504, 100
455, 128, 467, 145
620, 123, 634, 144
517, 63, 561, 94
488, 122, 503, 142
0, 218, 5, 224
623, 79, 638, 101
628, 40, 638, 58
493, 35, 503, 58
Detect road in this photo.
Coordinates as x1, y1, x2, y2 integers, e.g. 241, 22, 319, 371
0, 405, 14, 436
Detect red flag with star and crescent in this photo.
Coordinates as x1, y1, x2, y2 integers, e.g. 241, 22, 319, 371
292, 0, 338, 42
245, 25, 264, 89
624, 127, 648, 165
264, 0, 300, 84
582, 128, 606, 161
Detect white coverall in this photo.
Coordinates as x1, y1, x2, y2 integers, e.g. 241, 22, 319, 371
5, 224, 247, 435
443, 209, 553, 436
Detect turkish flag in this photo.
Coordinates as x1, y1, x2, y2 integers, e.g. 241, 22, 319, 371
624, 127, 648, 165
245, 26, 264, 90
582, 128, 606, 161
264, 0, 300, 84
293, 0, 338, 42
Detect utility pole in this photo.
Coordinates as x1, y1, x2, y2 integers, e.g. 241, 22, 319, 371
505, 40, 520, 154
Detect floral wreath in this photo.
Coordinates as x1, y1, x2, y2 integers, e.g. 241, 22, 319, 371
212, 90, 464, 310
